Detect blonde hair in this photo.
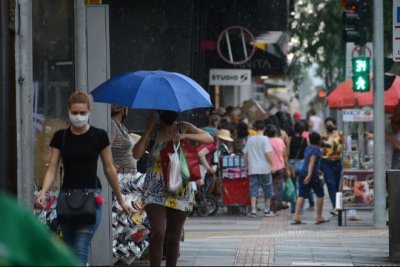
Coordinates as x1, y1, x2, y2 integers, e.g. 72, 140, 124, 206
68, 91, 91, 109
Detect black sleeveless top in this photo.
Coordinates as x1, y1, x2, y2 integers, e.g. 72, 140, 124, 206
288, 135, 307, 160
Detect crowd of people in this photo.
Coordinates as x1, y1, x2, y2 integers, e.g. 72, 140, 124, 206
34, 92, 396, 266
202, 106, 347, 224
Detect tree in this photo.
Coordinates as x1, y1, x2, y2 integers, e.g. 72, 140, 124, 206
287, 0, 344, 94
287, 0, 395, 94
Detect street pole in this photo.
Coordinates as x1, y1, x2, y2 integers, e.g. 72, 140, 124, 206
373, 0, 386, 228
15, 0, 34, 207
0, 0, 10, 193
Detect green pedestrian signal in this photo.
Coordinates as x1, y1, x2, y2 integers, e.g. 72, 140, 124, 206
351, 56, 370, 92
352, 74, 370, 92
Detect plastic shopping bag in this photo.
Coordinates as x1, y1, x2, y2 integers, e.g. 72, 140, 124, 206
168, 143, 182, 193
283, 176, 296, 202
179, 146, 190, 182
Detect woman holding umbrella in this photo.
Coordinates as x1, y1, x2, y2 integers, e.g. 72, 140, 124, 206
133, 110, 213, 267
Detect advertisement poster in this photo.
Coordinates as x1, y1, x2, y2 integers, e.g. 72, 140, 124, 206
341, 170, 374, 208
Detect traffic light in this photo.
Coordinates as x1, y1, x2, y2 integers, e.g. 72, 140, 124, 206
352, 56, 370, 92
342, 0, 371, 45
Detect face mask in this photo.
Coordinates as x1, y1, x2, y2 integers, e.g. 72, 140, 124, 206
69, 113, 89, 128
160, 111, 178, 126
326, 125, 335, 132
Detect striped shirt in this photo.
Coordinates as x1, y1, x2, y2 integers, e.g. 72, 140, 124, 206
111, 120, 136, 170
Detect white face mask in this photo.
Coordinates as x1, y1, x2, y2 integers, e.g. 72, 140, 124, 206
69, 113, 89, 128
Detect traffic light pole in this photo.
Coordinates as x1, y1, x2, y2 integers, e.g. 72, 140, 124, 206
372, 0, 386, 228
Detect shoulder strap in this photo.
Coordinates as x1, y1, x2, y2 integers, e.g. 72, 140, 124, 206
177, 122, 182, 134
59, 129, 67, 188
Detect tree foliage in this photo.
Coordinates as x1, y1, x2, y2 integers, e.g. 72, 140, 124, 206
287, 0, 394, 93
287, 0, 344, 93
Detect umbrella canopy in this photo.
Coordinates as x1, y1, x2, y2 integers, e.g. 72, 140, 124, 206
326, 79, 357, 108
90, 70, 213, 112
326, 75, 400, 113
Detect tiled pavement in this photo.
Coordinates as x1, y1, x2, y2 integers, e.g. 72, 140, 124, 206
132, 197, 398, 266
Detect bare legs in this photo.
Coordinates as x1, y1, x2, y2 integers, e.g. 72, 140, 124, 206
293, 197, 324, 222
145, 204, 187, 267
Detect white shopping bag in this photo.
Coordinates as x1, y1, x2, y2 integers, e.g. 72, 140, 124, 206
168, 143, 182, 193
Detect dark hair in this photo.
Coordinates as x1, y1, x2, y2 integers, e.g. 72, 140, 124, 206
301, 119, 309, 131
237, 122, 249, 138
265, 124, 278, 137
294, 121, 305, 135
309, 132, 321, 145
324, 117, 336, 125
254, 120, 265, 131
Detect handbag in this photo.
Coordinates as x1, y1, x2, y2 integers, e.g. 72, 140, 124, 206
293, 137, 306, 174
56, 191, 96, 224
56, 129, 97, 225
160, 139, 201, 184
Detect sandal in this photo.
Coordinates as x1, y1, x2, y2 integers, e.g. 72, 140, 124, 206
290, 220, 305, 225
315, 218, 330, 224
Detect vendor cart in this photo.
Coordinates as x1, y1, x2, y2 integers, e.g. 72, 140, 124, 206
219, 154, 250, 213
337, 108, 374, 226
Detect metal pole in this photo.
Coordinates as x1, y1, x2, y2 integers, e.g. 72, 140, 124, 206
15, 0, 34, 207
0, 0, 10, 193
75, 0, 88, 91
373, 0, 386, 228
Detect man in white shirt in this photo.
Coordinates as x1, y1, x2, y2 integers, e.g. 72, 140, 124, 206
243, 120, 276, 217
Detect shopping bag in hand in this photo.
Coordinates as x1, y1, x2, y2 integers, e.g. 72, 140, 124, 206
167, 143, 182, 193
283, 176, 297, 202
179, 146, 190, 182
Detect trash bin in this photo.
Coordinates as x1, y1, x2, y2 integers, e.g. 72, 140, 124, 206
388, 170, 400, 262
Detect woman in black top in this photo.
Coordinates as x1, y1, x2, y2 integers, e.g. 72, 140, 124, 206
36, 91, 132, 265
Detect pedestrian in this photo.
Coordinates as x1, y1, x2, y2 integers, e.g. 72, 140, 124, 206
35, 91, 132, 265
265, 123, 289, 212
110, 104, 138, 175
243, 120, 276, 217
292, 132, 328, 225
386, 113, 400, 169
288, 121, 313, 213
307, 108, 323, 134
320, 117, 344, 216
132, 110, 213, 267
203, 113, 220, 136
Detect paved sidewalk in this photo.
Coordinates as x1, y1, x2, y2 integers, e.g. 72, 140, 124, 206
132, 196, 398, 266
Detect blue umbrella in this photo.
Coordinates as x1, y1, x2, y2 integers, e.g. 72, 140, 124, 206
90, 70, 213, 112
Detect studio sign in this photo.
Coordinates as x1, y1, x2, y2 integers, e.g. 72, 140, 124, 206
209, 68, 251, 86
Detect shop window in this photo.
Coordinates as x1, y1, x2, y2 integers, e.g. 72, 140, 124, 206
32, 0, 75, 189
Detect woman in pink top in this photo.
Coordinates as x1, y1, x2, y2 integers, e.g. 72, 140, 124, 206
265, 124, 288, 212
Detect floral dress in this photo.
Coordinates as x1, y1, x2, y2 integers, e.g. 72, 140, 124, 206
142, 132, 194, 212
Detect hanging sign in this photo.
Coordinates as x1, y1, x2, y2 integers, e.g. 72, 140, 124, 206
342, 109, 373, 122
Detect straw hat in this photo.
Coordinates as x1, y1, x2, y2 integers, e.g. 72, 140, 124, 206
216, 129, 233, 142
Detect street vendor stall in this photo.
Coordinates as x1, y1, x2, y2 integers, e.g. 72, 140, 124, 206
220, 154, 250, 210
337, 108, 374, 226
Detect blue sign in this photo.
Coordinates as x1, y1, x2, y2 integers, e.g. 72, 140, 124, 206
398, 6, 400, 23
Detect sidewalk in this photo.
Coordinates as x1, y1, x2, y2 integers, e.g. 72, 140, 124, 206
132, 196, 397, 266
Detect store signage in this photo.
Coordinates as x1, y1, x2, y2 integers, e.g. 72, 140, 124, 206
342, 109, 373, 122
209, 68, 251, 86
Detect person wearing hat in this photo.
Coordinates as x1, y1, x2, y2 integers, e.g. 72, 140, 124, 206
215, 129, 234, 156
293, 111, 303, 122
111, 104, 138, 175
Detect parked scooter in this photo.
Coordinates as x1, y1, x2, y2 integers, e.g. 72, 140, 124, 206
189, 178, 219, 217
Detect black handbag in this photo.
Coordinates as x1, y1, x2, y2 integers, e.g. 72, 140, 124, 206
56, 129, 97, 225
56, 191, 96, 224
